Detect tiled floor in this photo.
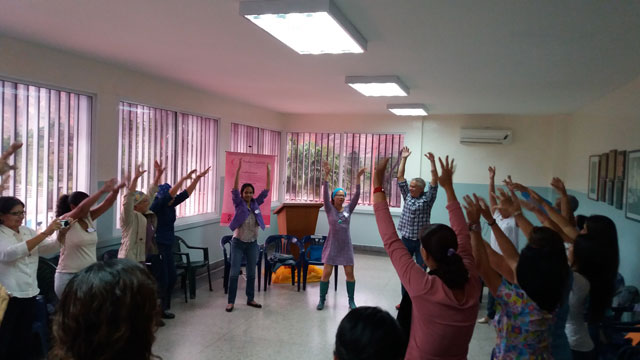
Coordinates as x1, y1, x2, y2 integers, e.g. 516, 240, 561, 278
154, 253, 496, 359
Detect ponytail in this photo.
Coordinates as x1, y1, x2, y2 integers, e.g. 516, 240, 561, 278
420, 224, 469, 290
56, 191, 89, 217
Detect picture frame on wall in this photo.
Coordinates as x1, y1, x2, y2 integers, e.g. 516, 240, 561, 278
599, 153, 608, 202
614, 150, 626, 210
625, 150, 640, 222
588, 155, 600, 201
607, 149, 617, 180
606, 179, 614, 205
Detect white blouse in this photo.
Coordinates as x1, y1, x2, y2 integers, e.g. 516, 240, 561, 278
57, 216, 98, 273
0, 225, 60, 298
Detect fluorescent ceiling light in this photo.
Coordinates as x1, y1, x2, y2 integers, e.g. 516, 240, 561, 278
345, 76, 409, 97
387, 104, 429, 116
239, 0, 367, 55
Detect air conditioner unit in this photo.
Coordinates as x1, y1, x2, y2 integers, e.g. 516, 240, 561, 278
459, 128, 512, 145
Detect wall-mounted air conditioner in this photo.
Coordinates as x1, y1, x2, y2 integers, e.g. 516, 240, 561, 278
459, 128, 512, 145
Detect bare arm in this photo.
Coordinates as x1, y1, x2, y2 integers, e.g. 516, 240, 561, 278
527, 186, 579, 240
90, 181, 126, 220
64, 179, 117, 220
265, 163, 271, 191
438, 156, 457, 204
487, 191, 523, 270
185, 167, 210, 196
170, 169, 197, 197
488, 166, 497, 209
151, 160, 165, 188
128, 164, 146, 193
0, 142, 22, 175
425, 152, 438, 186
551, 177, 575, 226
397, 146, 410, 182
483, 242, 515, 284
233, 159, 242, 190
26, 220, 62, 253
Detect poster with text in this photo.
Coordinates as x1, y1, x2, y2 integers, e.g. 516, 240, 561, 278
220, 152, 276, 227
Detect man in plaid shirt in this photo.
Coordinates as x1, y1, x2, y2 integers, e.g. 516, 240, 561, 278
396, 146, 439, 305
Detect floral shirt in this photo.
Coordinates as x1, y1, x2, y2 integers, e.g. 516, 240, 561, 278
491, 279, 553, 359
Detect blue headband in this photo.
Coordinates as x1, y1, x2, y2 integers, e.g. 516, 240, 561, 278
332, 188, 346, 200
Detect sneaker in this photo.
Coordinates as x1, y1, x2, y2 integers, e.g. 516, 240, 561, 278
161, 311, 175, 319
477, 316, 489, 324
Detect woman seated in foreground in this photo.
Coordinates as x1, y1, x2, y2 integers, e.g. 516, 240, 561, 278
50, 259, 159, 360
372, 156, 481, 360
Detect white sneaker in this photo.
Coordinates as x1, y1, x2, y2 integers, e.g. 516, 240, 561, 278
477, 316, 489, 324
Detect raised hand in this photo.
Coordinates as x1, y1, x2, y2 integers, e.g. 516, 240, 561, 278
488, 166, 496, 179
101, 178, 118, 193
197, 166, 211, 179
492, 188, 521, 218
462, 195, 481, 224
357, 167, 366, 178
437, 156, 455, 189
134, 164, 147, 179
374, 158, 390, 188
322, 160, 331, 176
44, 218, 63, 236
424, 152, 435, 162
475, 195, 494, 222
0, 174, 11, 192
0, 141, 22, 175
400, 146, 411, 159
550, 177, 567, 195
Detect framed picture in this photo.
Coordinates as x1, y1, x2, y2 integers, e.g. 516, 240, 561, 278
616, 150, 626, 179
625, 150, 640, 222
606, 179, 614, 205
607, 149, 617, 180
588, 155, 600, 200
614, 179, 624, 210
599, 153, 608, 202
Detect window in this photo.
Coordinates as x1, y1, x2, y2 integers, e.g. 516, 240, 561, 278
1, 80, 92, 231
118, 102, 217, 218
286, 132, 404, 207
230, 123, 281, 199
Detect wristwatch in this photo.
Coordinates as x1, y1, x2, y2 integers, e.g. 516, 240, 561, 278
468, 223, 481, 232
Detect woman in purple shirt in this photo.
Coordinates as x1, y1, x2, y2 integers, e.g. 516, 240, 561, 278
317, 161, 366, 311
226, 159, 270, 312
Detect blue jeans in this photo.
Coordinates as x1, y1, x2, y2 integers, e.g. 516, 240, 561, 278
401, 236, 425, 297
157, 243, 177, 311
228, 238, 259, 304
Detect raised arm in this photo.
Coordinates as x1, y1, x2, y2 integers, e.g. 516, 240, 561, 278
488, 166, 497, 209
476, 194, 520, 276
90, 181, 126, 220
462, 195, 501, 294
264, 163, 271, 191
425, 152, 438, 186
185, 167, 210, 196
529, 187, 579, 241
233, 159, 242, 190
494, 187, 535, 240
0, 221, 61, 262
0, 142, 22, 175
151, 160, 165, 188
397, 146, 411, 182
170, 169, 197, 197
64, 179, 117, 220
347, 167, 366, 213
322, 161, 333, 211
551, 177, 576, 226
127, 164, 147, 193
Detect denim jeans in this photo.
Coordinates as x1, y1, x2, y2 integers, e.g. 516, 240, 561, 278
228, 238, 259, 304
401, 236, 425, 297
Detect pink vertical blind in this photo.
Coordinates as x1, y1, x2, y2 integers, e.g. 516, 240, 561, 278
118, 102, 217, 219
1, 80, 92, 231
286, 132, 404, 207
230, 123, 280, 199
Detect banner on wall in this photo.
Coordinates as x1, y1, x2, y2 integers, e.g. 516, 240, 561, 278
220, 151, 276, 227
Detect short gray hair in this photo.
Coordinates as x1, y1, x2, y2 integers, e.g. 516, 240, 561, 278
410, 178, 426, 189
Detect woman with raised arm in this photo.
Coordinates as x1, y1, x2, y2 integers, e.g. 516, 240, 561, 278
226, 159, 270, 313
372, 156, 481, 360
464, 190, 570, 359
118, 161, 165, 262
54, 178, 125, 298
150, 166, 210, 319
317, 161, 365, 311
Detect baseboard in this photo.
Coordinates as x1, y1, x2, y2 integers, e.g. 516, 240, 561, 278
353, 244, 388, 256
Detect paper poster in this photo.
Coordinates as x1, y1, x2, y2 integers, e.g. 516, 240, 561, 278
220, 152, 275, 227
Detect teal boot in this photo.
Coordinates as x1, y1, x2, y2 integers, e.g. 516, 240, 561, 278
317, 281, 329, 310
346, 281, 357, 310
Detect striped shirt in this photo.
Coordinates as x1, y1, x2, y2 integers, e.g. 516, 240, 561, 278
397, 180, 438, 240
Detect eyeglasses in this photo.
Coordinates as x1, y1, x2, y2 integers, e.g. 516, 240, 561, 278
8, 211, 26, 216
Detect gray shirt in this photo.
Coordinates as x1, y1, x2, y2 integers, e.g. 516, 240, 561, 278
233, 211, 259, 242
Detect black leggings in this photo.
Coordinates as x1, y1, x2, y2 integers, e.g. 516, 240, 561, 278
0, 296, 38, 359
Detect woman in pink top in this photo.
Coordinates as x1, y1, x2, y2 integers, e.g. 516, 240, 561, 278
372, 156, 481, 360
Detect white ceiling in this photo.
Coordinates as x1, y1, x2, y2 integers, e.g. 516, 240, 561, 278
0, 0, 639, 115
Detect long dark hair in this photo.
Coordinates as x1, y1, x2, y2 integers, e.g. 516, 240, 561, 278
516, 227, 570, 313
573, 233, 614, 323
0, 196, 24, 223
334, 306, 406, 360
50, 259, 160, 360
419, 224, 469, 290
240, 183, 254, 196
55, 191, 89, 217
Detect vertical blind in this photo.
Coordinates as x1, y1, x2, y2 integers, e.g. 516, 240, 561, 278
1, 80, 92, 231
230, 123, 281, 199
286, 132, 404, 207
118, 102, 217, 219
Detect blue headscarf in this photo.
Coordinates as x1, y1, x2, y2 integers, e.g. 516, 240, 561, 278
332, 187, 346, 200
157, 183, 172, 197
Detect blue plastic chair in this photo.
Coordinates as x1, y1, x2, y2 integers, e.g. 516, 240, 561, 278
263, 234, 301, 291
221, 235, 263, 294
300, 235, 338, 292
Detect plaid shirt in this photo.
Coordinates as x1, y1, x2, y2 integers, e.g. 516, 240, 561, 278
397, 180, 438, 240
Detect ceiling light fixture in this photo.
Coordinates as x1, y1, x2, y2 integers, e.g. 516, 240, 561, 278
239, 0, 367, 55
345, 76, 409, 97
387, 104, 429, 116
